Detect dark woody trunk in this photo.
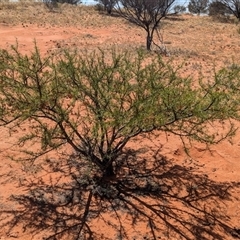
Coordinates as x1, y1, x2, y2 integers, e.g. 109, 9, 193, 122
146, 34, 152, 51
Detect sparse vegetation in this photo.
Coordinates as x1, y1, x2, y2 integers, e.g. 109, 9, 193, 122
0, 44, 240, 238
0, 2, 240, 240
43, 0, 81, 11
188, 0, 209, 15
1, 45, 238, 176
208, 0, 230, 16
220, 0, 240, 20
173, 4, 186, 14
116, 0, 176, 51
94, 0, 117, 14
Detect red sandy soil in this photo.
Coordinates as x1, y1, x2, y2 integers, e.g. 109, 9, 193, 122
0, 4, 240, 240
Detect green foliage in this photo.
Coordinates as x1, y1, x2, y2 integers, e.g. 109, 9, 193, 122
0, 45, 240, 177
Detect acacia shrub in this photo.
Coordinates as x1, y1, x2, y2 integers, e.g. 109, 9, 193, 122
116, 0, 176, 50
220, 0, 240, 20
94, 0, 117, 14
188, 0, 209, 14
0, 45, 240, 179
43, 0, 81, 11
208, 0, 232, 22
1, 45, 240, 238
174, 4, 186, 14
208, 0, 230, 16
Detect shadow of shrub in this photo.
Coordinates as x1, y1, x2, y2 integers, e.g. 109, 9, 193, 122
0, 146, 239, 240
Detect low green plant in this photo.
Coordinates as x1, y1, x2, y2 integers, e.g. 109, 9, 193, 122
0, 45, 240, 238
0, 45, 240, 177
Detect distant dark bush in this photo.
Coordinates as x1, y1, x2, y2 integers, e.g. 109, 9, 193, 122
188, 0, 209, 15
94, 3, 105, 12
208, 0, 230, 16
94, 0, 117, 14
43, 0, 81, 11
57, 0, 81, 4
219, 0, 240, 20
174, 4, 186, 14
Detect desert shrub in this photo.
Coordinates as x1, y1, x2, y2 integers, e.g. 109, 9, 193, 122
188, 0, 209, 14
116, 0, 176, 51
43, 0, 81, 11
208, 0, 233, 22
94, 0, 117, 14
94, 2, 105, 12
0, 45, 240, 238
57, 0, 80, 4
173, 4, 186, 14
1, 44, 240, 180
219, 0, 240, 20
208, 0, 230, 16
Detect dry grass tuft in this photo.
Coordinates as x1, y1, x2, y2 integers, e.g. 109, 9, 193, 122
0, 2, 123, 27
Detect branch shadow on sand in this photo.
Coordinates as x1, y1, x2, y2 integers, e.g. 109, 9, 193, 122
0, 146, 240, 240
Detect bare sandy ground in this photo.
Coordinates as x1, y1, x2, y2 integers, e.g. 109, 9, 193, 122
0, 4, 240, 239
